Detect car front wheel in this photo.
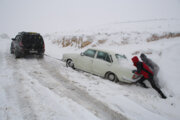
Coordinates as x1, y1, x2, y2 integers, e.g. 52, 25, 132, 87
66, 59, 75, 69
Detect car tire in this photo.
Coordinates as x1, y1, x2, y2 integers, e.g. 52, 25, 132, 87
10, 43, 14, 54
107, 73, 116, 82
10, 48, 14, 54
15, 49, 21, 58
66, 59, 75, 69
39, 54, 44, 58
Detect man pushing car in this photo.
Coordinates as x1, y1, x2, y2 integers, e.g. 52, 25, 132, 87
131, 56, 166, 99
140, 53, 160, 88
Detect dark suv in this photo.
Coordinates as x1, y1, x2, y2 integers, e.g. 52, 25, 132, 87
10, 32, 45, 58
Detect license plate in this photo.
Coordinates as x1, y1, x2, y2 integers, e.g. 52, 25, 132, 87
30, 50, 38, 53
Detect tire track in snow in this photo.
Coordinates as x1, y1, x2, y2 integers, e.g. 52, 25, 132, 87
34, 57, 128, 120
0, 47, 10, 120
4, 53, 38, 120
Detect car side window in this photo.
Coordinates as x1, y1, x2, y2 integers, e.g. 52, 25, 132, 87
97, 51, 111, 63
84, 49, 96, 58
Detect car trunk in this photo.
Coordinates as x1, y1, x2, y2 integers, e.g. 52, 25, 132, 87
22, 35, 44, 50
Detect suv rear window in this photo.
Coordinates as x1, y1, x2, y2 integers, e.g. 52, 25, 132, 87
22, 35, 44, 45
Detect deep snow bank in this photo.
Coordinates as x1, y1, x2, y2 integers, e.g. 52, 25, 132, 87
159, 42, 180, 97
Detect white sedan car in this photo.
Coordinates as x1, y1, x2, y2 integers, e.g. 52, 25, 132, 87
62, 48, 136, 83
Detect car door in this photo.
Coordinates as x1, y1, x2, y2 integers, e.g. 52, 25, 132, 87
92, 51, 112, 76
76, 49, 96, 73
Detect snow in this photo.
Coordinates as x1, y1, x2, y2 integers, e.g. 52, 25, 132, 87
159, 43, 180, 97
0, 38, 100, 120
0, 2, 180, 119
40, 20, 180, 120
55, 37, 180, 120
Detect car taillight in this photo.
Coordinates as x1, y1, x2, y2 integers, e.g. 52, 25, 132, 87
43, 44, 45, 49
19, 42, 23, 47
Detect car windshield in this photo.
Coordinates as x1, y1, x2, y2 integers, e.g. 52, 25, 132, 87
83, 49, 96, 58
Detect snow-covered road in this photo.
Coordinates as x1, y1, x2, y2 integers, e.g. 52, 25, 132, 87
0, 39, 127, 120
0, 39, 98, 120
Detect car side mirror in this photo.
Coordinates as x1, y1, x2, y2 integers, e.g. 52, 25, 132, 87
80, 52, 84, 56
12, 38, 15, 41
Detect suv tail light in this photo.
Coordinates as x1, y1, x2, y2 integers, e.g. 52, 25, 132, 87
43, 43, 45, 49
19, 42, 24, 47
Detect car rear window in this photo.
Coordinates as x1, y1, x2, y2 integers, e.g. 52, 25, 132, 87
115, 54, 127, 60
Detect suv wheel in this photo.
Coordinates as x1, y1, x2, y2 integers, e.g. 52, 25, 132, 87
15, 49, 21, 58
10, 48, 14, 54
10, 43, 14, 54
39, 54, 44, 58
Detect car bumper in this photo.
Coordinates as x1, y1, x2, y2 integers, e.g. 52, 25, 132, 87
20, 48, 45, 55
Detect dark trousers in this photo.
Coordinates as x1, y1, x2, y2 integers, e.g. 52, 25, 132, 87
137, 76, 166, 98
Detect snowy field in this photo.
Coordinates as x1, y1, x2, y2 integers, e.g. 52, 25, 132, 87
1, 19, 180, 120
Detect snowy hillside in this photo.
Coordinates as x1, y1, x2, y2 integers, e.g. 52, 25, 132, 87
43, 19, 180, 50
0, 18, 180, 120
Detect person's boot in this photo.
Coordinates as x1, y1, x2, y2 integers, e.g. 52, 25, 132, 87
159, 91, 167, 99
140, 83, 149, 88
161, 94, 167, 99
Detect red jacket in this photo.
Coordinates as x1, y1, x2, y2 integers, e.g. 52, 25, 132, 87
132, 56, 153, 79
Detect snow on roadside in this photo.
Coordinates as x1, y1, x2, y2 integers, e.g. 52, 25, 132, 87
159, 42, 180, 97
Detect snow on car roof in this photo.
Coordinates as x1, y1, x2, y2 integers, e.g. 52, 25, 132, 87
88, 48, 116, 55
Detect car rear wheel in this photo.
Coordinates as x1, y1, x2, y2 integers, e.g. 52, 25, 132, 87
10, 43, 14, 54
107, 73, 116, 82
10, 48, 14, 54
39, 54, 44, 58
66, 59, 75, 69
15, 49, 21, 58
